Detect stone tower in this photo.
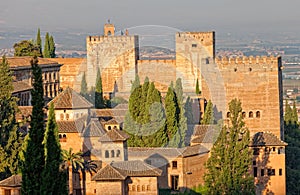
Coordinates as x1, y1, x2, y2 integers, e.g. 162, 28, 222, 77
86, 23, 139, 97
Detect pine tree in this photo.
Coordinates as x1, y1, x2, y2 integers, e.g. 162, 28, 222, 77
204, 98, 255, 194
131, 74, 140, 93
165, 85, 179, 145
14, 40, 42, 57
140, 77, 150, 123
41, 103, 66, 195
184, 96, 194, 124
80, 72, 88, 99
36, 28, 42, 57
175, 78, 187, 147
195, 78, 201, 95
22, 56, 45, 195
201, 100, 214, 125
49, 35, 56, 58
95, 67, 104, 108
43, 32, 50, 58
0, 55, 21, 178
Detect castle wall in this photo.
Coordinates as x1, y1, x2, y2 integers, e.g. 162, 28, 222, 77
86, 35, 139, 94
213, 56, 283, 138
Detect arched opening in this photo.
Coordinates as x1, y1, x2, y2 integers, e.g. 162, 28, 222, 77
226, 112, 230, 118
105, 150, 109, 158
111, 150, 115, 158
113, 126, 117, 129
108, 126, 112, 130
60, 113, 64, 120
66, 113, 69, 120
249, 111, 253, 118
107, 31, 111, 36
59, 134, 62, 139
256, 111, 260, 118
242, 112, 246, 118
116, 150, 121, 157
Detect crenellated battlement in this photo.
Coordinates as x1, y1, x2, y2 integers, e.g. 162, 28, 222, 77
137, 59, 176, 65
176, 31, 215, 41
215, 55, 281, 67
86, 35, 138, 44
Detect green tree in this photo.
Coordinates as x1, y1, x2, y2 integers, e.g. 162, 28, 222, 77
14, 40, 42, 57
284, 100, 293, 125
292, 101, 298, 123
201, 100, 214, 125
184, 96, 194, 124
81, 160, 97, 195
80, 72, 88, 98
41, 103, 66, 195
0, 55, 21, 179
21, 56, 45, 195
62, 148, 84, 195
195, 78, 201, 95
95, 67, 104, 108
165, 85, 179, 145
131, 74, 140, 93
36, 28, 42, 57
49, 35, 56, 58
175, 78, 187, 147
43, 32, 51, 58
204, 98, 255, 195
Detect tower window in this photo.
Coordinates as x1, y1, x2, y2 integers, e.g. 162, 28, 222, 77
242, 112, 246, 118
60, 113, 64, 120
116, 150, 121, 157
105, 150, 109, 158
279, 169, 282, 176
226, 112, 230, 118
267, 169, 275, 176
261, 169, 265, 176
111, 150, 115, 158
249, 111, 253, 118
192, 44, 197, 48
172, 161, 178, 169
256, 111, 261, 118
108, 126, 112, 130
254, 167, 257, 177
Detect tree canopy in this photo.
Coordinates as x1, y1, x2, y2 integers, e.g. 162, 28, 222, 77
14, 40, 42, 57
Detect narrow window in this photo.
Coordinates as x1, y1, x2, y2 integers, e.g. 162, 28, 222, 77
137, 185, 140, 192
227, 112, 230, 118
132, 185, 136, 191
66, 113, 69, 120
279, 169, 282, 176
256, 111, 260, 118
268, 169, 275, 176
59, 134, 62, 139
172, 161, 178, 169
105, 150, 109, 158
249, 111, 253, 118
253, 161, 256, 166
108, 126, 112, 130
60, 113, 64, 120
272, 147, 276, 152
147, 185, 150, 191
192, 44, 197, 48
142, 185, 145, 191
254, 167, 257, 177
171, 175, 179, 190
116, 150, 121, 157
111, 150, 115, 158
242, 112, 246, 118
253, 148, 259, 155
261, 169, 264, 176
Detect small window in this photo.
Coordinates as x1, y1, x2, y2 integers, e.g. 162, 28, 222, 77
60, 113, 64, 120
142, 185, 145, 191
265, 147, 270, 153
242, 112, 246, 118
108, 126, 112, 130
253, 161, 256, 166
59, 134, 62, 139
113, 126, 117, 129
137, 185, 140, 192
94, 189, 96, 193
261, 169, 264, 176
116, 150, 121, 157
254, 167, 257, 177
111, 150, 115, 158
172, 161, 178, 169
227, 112, 230, 118
279, 169, 282, 176
234, 68, 237, 72
132, 185, 136, 191
267, 169, 275, 176
66, 113, 69, 120
63, 134, 66, 139
249, 111, 253, 118
256, 111, 260, 118
249, 67, 252, 72
105, 150, 109, 158
147, 185, 150, 191
192, 44, 197, 48
272, 147, 276, 152
253, 148, 259, 155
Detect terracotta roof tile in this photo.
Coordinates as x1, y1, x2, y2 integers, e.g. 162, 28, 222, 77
82, 118, 106, 137
5, 57, 59, 68
48, 87, 93, 109
92, 164, 126, 181
111, 160, 162, 177
57, 115, 87, 133
250, 132, 287, 146
0, 175, 22, 187
100, 118, 119, 125
12, 81, 32, 93
181, 144, 209, 157
191, 125, 220, 144
98, 129, 129, 142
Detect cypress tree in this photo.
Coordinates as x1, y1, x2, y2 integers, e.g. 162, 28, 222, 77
165, 85, 179, 145
41, 103, 66, 195
80, 72, 88, 99
95, 67, 104, 108
201, 100, 214, 125
184, 96, 194, 124
284, 100, 293, 126
292, 101, 298, 124
43, 33, 50, 58
36, 28, 42, 57
22, 56, 45, 195
0, 55, 21, 179
140, 77, 149, 123
196, 78, 200, 95
204, 98, 255, 194
49, 35, 56, 58
131, 74, 140, 93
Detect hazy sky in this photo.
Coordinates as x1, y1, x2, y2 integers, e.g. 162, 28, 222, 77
1, 0, 300, 33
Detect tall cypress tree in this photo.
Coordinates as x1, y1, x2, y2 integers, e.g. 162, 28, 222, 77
36, 28, 42, 57
201, 100, 214, 125
95, 68, 104, 108
0, 55, 21, 179
204, 98, 254, 194
49, 35, 56, 58
22, 56, 45, 195
131, 74, 140, 93
195, 78, 200, 95
184, 96, 194, 125
43, 33, 50, 58
41, 103, 67, 195
80, 72, 88, 98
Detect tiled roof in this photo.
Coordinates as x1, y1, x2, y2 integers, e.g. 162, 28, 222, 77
16, 106, 32, 121
111, 160, 162, 177
57, 115, 87, 133
92, 164, 126, 181
191, 125, 220, 144
82, 118, 106, 137
0, 175, 22, 187
48, 87, 93, 109
98, 129, 129, 142
250, 132, 287, 146
13, 81, 32, 93
128, 145, 209, 159
5, 57, 59, 68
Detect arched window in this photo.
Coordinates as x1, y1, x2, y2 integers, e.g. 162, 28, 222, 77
114, 126, 117, 129
242, 112, 246, 118
107, 31, 111, 36
66, 113, 69, 120
111, 150, 115, 158
256, 111, 260, 118
147, 185, 150, 191
142, 185, 145, 191
108, 126, 111, 130
63, 134, 66, 139
227, 112, 230, 118
59, 134, 62, 139
116, 150, 121, 157
132, 185, 136, 191
249, 111, 253, 118
105, 150, 109, 158
137, 185, 140, 192
62, 134, 67, 142
60, 113, 64, 120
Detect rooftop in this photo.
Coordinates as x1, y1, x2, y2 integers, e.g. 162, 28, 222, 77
13, 81, 32, 93
0, 175, 22, 187
98, 128, 129, 142
250, 132, 287, 147
4, 57, 59, 68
